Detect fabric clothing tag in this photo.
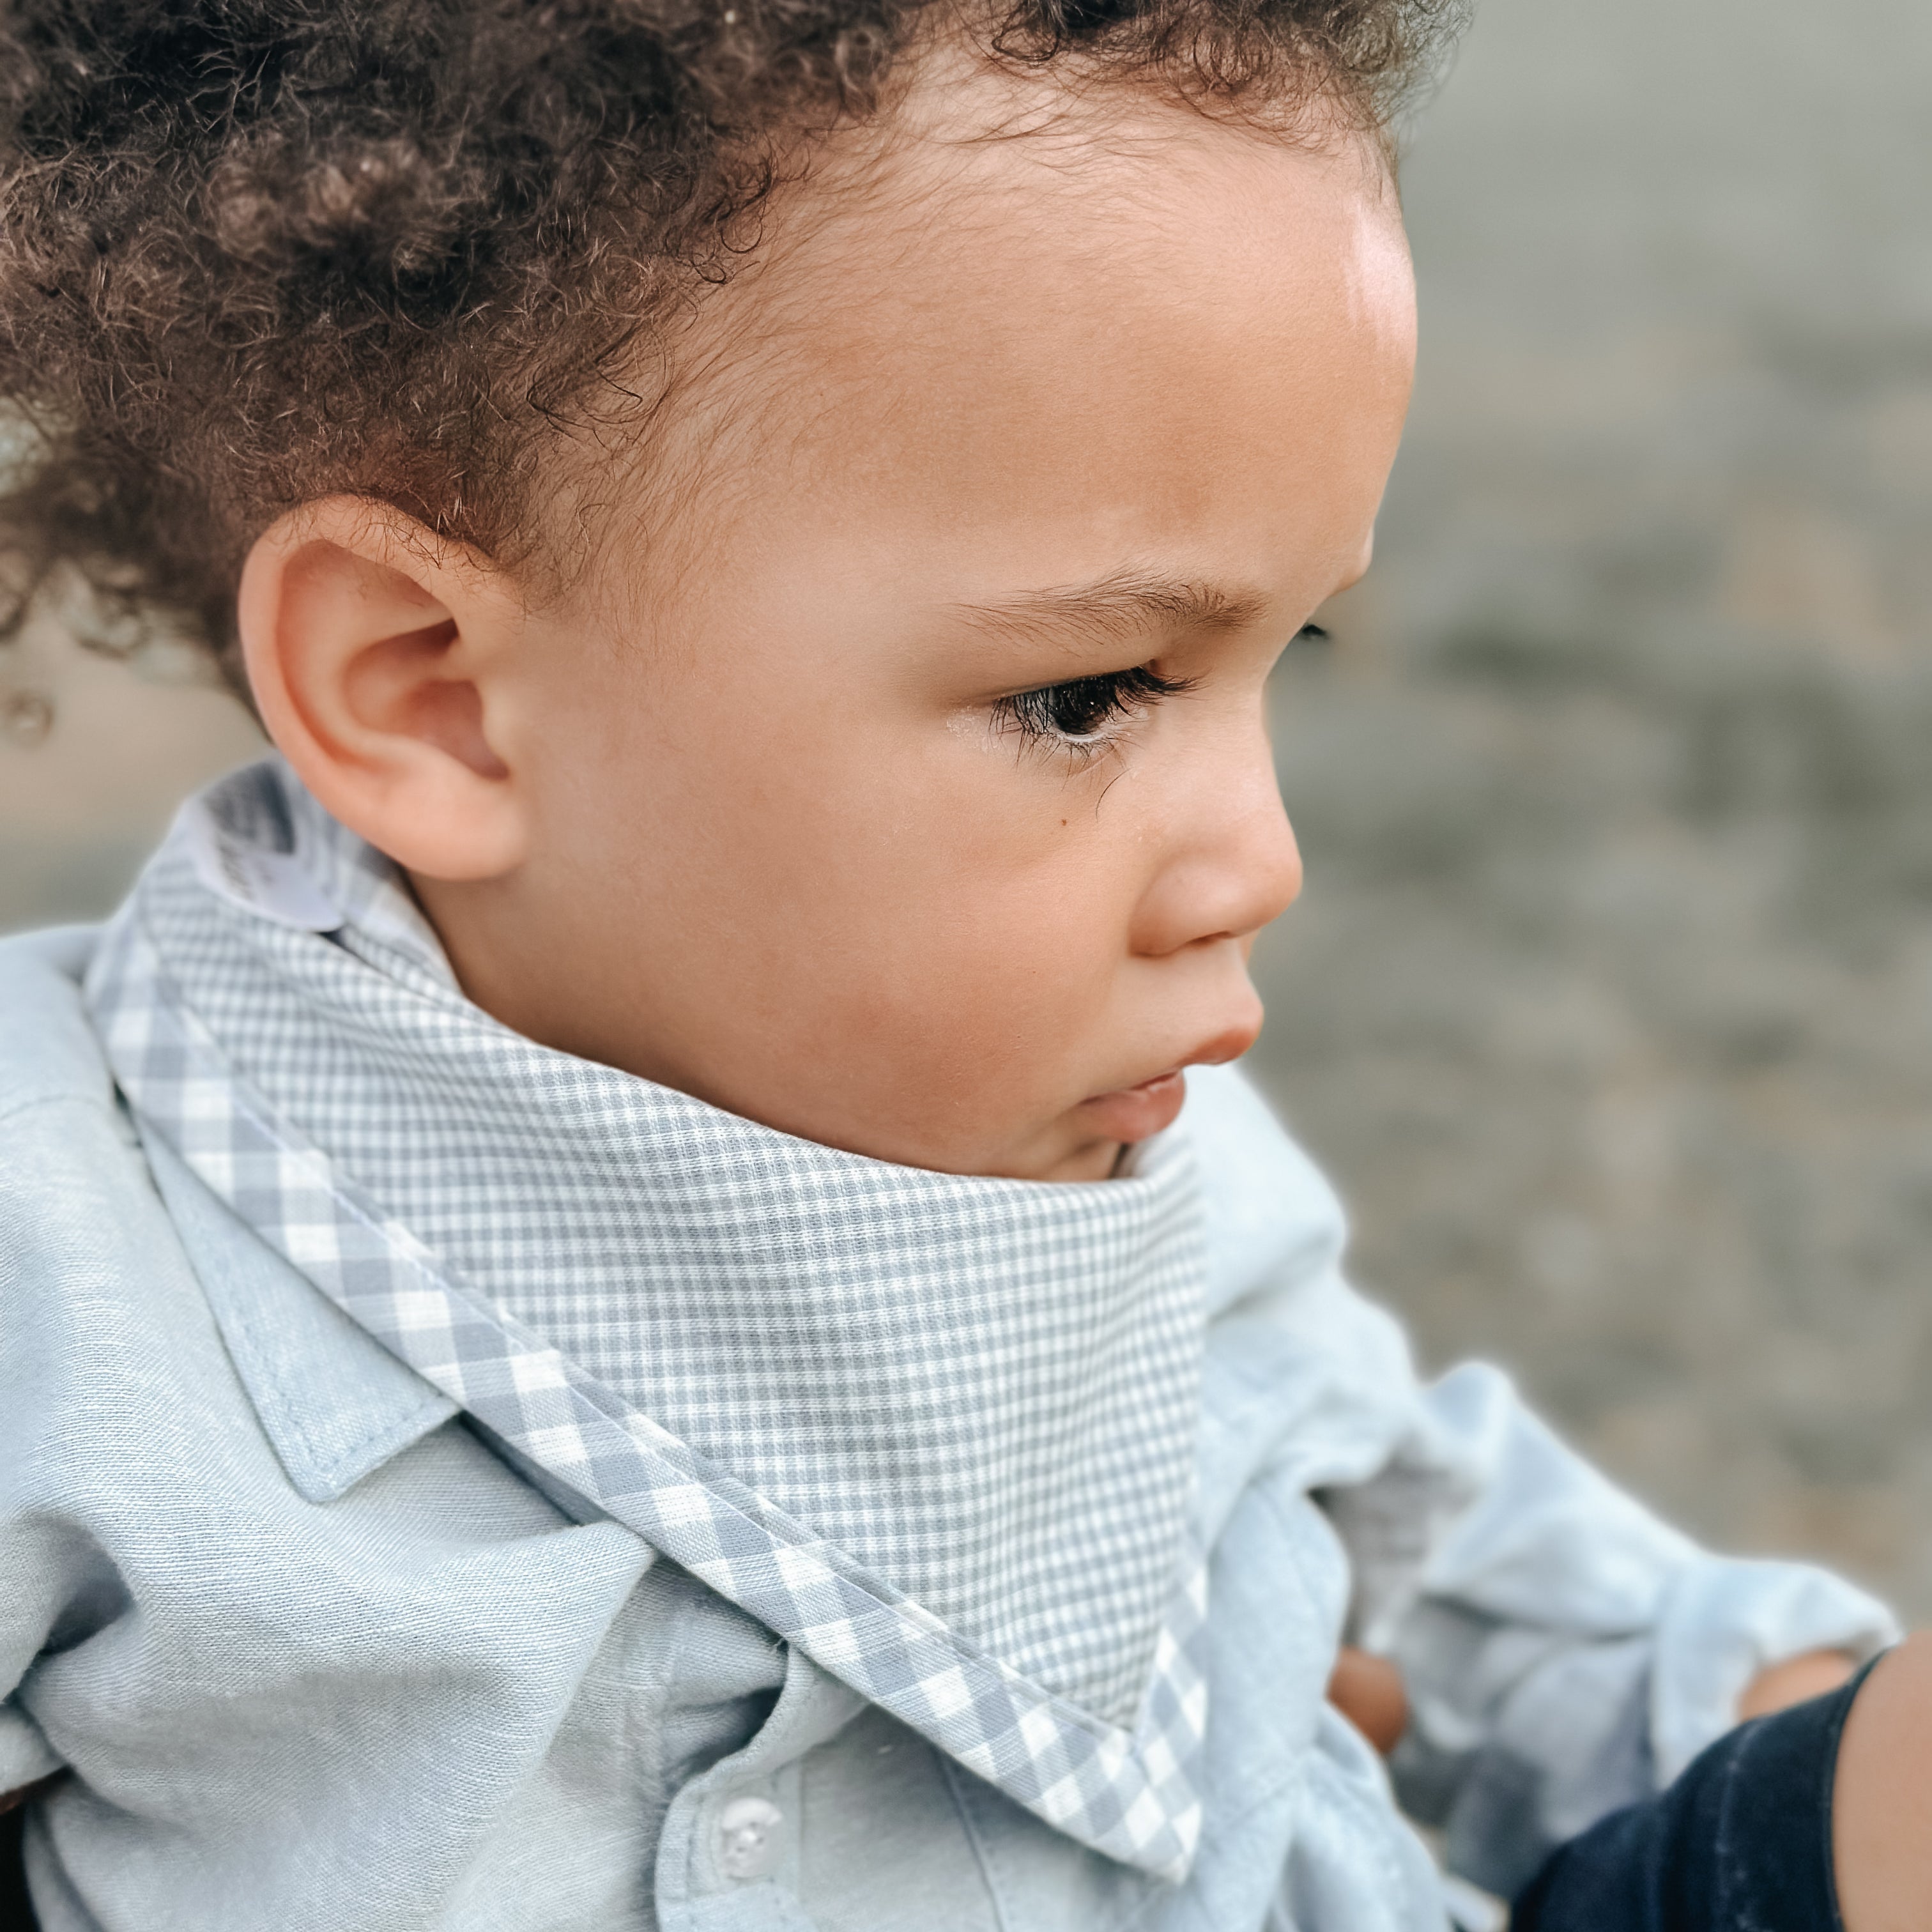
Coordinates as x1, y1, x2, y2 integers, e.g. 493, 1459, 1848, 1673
185, 792, 342, 931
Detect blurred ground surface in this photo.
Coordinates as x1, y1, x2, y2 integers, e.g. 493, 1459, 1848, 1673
4, 0, 1932, 1611
1255, 0, 1932, 1613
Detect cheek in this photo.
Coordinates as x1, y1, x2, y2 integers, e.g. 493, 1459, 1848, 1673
722, 725, 1135, 1085
798, 755, 1135, 1038
540, 638, 1146, 1158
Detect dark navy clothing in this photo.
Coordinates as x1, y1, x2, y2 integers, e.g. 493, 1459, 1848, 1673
1514, 1659, 1878, 1931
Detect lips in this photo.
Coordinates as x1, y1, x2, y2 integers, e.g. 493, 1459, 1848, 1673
1076, 1068, 1190, 1145
1077, 1020, 1260, 1147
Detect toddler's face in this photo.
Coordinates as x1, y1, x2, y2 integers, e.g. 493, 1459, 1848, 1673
247, 79, 1416, 1182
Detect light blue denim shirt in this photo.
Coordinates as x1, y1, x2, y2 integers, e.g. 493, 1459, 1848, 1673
0, 925, 1896, 1931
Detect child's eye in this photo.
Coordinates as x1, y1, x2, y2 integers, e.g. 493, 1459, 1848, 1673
993, 664, 1198, 757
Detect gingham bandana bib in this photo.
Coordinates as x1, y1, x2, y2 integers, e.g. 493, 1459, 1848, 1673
88, 760, 1214, 1879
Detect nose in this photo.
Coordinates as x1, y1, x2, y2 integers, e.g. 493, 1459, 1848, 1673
1128, 726, 1303, 959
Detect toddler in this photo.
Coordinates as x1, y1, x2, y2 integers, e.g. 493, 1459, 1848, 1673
0, 1, 1919, 1927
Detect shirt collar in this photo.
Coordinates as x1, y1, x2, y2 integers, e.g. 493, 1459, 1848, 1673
142, 1124, 456, 1501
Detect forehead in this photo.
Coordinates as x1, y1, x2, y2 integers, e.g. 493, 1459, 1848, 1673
645, 79, 1415, 615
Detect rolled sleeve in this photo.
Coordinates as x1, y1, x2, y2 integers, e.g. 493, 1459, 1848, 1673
1378, 1365, 1898, 1896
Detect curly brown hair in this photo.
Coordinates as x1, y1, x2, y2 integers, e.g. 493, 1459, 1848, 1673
0, 0, 1459, 691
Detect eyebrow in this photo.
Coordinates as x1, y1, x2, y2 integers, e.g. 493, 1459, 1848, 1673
945, 570, 1273, 654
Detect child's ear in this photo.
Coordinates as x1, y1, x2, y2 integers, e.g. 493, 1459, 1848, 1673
238, 497, 530, 880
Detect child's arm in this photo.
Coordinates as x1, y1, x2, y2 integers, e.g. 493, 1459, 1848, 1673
1326, 1640, 1856, 1756
1192, 1066, 1894, 1896
1339, 1363, 1896, 1899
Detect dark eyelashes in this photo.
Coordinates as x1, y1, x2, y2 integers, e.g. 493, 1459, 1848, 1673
994, 664, 1200, 751
992, 624, 1328, 756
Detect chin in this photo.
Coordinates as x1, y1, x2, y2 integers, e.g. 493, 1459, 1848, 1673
1024, 1133, 1126, 1186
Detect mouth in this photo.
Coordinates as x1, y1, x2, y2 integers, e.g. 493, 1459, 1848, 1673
1076, 1020, 1260, 1147
1075, 1068, 1191, 1145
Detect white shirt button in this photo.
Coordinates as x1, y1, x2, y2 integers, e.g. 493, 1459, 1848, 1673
715, 1794, 785, 1882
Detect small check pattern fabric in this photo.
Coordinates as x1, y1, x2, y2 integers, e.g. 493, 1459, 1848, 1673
86, 761, 1215, 1880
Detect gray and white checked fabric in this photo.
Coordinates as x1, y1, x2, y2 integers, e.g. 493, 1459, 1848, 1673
87, 760, 1215, 1879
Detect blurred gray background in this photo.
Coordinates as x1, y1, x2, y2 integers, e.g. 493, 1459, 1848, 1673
5, 0, 1931, 1611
